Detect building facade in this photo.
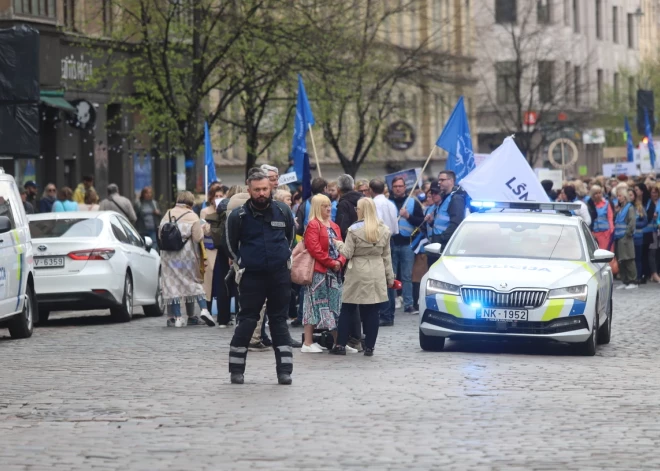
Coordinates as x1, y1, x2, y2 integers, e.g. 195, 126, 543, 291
472, 0, 643, 176
0, 0, 162, 202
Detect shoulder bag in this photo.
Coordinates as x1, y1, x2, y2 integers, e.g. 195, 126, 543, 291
290, 225, 316, 286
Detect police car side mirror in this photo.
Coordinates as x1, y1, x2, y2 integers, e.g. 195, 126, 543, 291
0, 216, 11, 234
425, 243, 442, 255
592, 249, 614, 264
144, 236, 153, 252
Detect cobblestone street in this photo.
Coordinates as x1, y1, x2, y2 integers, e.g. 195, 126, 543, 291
2, 283, 660, 470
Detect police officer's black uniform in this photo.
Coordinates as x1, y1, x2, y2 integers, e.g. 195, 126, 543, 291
225, 197, 295, 384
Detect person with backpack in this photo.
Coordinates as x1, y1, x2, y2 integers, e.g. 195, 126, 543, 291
225, 171, 296, 385
159, 191, 216, 328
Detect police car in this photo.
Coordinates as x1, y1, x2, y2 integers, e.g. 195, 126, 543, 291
419, 201, 614, 356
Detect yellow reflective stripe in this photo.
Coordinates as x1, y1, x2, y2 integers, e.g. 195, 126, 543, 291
442, 294, 463, 318
541, 299, 565, 321
15, 253, 21, 280
573, 261, 595, 276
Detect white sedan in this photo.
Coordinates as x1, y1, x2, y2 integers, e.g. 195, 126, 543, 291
28, 211, 164, 323
420, 202, 614, 356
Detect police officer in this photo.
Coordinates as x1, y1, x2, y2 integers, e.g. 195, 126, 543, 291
225, 171, 296, 385
424, 171, 467, 266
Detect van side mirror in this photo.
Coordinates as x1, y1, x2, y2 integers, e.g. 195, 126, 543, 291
0, 216, 12, 234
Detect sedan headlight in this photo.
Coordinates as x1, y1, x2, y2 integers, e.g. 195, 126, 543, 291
426, 279, 460, 296
548, 285, 588, 302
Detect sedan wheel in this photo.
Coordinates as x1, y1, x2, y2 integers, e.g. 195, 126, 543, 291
111, 274, 133, 323
597, 296, 612, 345
577, 310, 598, 356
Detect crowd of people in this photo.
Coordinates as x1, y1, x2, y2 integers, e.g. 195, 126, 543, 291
543, 174, 660, 289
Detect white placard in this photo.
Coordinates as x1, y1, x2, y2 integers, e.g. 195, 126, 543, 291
602, 162, 639, 177
278, 172, 298, 185
460, 137, 550, 203
474, 153, 490, 167
535, 168, 563, 190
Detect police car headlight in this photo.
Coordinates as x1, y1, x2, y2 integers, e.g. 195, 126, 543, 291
426, 279, 460, 296
548, 285, 588, 302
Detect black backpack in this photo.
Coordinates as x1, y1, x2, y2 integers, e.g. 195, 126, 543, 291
159, 211, 192, 251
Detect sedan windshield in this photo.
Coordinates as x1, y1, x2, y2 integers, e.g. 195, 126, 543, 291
445, 221, 584, 261
29, 218, 103, 239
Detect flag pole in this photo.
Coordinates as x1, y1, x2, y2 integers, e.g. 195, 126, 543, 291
308, 123, 322, 177
204, 165, 208, 202
398, 146, 437, 221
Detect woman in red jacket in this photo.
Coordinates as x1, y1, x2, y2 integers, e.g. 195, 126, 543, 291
302, 194, 346, 353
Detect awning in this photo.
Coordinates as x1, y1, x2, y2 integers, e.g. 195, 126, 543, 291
39, 91, 77, 113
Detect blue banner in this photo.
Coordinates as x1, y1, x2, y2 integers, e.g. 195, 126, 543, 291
436, 96, 475, 183
291, 74, 315, 181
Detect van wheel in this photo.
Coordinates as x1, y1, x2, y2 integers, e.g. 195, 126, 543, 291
8, 284, 34, 339
111, 274, 133, 323
143, 271, 165, 317
419, 329, 445, 351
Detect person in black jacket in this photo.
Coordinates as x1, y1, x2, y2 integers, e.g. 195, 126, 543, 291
335, 174, 363, 240
225, 172, 296, 385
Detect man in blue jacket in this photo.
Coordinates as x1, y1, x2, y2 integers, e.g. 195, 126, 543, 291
225, 172, 296, 385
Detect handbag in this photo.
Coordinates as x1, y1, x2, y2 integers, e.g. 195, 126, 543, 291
291, 238, 315, 285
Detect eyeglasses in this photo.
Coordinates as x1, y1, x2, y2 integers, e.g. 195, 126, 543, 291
438, 178, 449, 183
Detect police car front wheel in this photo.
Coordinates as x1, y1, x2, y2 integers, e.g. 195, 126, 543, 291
419, 329, 445, 352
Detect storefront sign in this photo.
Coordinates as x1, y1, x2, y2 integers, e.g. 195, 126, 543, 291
61, 54, 94, 82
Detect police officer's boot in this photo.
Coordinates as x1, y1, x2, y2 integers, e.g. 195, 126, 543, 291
231, 373, 244, 384
277, 373, 292, 385
273, 344, 293, 385
228, 345, 248, 384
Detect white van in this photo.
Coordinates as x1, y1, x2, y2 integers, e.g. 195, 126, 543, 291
0, 170, 36, 339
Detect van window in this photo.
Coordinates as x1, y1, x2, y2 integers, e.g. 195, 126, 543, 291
0, 182, 17, 230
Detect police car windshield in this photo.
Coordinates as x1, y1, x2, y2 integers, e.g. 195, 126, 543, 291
445, 221, 584, 261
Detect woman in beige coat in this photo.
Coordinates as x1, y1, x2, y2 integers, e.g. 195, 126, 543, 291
331, 198, 394, 356
200, 182, 224, 305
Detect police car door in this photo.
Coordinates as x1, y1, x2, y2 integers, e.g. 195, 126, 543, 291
0, 182, 18, 317
581, 222, 609, 322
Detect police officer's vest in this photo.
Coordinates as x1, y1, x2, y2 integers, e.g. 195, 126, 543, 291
424, 204, 437, 238
237, 202, 291, 271
614, 203, 632, 241
634, 202, 650, 244
397, 198, 417, 237
592, 200, 610, 233
433, 193, 453, 236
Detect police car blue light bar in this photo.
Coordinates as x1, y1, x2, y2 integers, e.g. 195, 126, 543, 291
471, 201, 582, 212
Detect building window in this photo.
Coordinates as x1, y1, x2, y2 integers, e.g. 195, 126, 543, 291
537, 0, 550, 24
574, 65, 581, 105
496, 61, 517, 105
629, 77, 635, 109
538, 61, 554, 103
613, 72, 620, 106
564, 0, 570, 25
595, 0, 602, 39
495, 0, 516, 24
572, 0, 579, 33
564, 61, 571, 104
13, 0, 56, 17
627, 13, 634, 48
63, 0, 75, 29
597, 69, 603, 107
612, 7, 619, 43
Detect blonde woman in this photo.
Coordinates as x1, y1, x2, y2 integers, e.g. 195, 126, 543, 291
301, 194, 346, 353
331, 198, 394, 356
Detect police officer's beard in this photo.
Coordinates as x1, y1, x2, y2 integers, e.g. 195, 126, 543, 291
251, 196, 270, 209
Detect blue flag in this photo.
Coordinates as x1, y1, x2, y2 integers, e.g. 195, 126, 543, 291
291, 74, 315, 181
436, 96, 475, 182
204, 121, 217, 188
624, 116, 634, 163
645, 109, 656, 170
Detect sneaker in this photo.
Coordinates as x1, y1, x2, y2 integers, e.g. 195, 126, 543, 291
186, 316, 203, 326
230, 373, 244, 384
615, 284, 627, 290
625, 284, 638, 290
166, 317, 177, 327
395, 296, 403, 309
261, 336, 273, 347
364, 348, 374, 357
347, 337, 364, 352
174, 317, 185, 328
301, 343, 324, 353
200, 309, 216, 326
345, 345, 358, 353
329, 345, 346, 355
248, 342, 271, 352
312, 342, 327, 351
379, 320, 394, 327
404, 306, 419, 315
217, 324, 228, 329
